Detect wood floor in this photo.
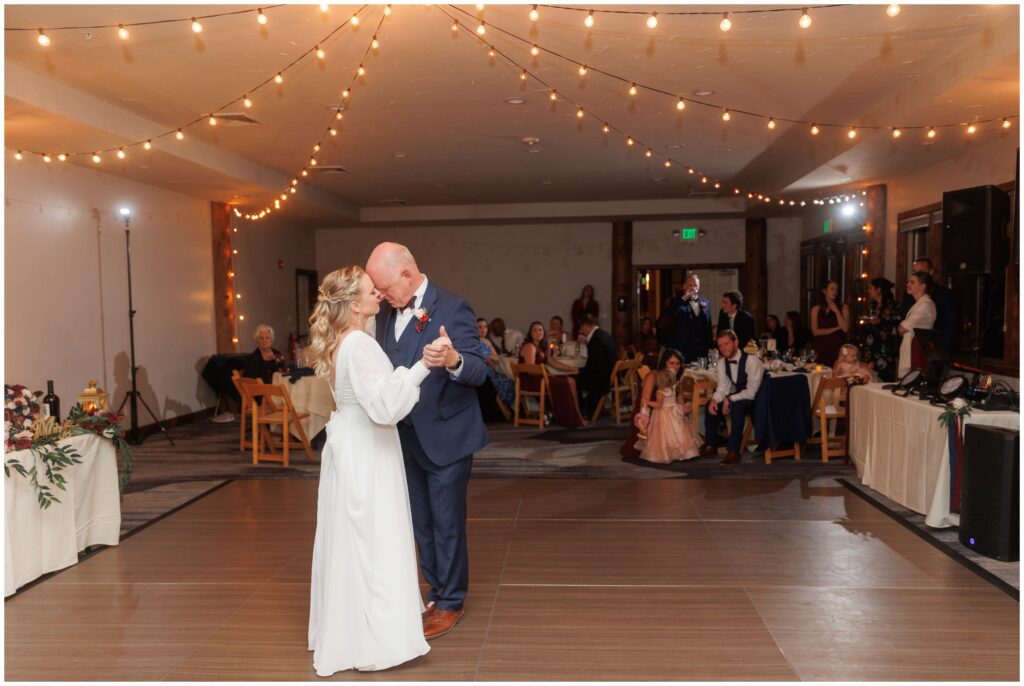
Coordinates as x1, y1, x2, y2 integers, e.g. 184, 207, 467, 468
5, 477, 1018, 681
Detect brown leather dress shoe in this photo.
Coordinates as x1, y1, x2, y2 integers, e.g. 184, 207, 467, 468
422, 601, 437, 624
424, 608, 465, 640
698, 444, 719, 457
720, 451, 741, 466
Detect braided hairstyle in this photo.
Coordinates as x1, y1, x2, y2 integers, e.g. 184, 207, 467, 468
307, 267, 366, 380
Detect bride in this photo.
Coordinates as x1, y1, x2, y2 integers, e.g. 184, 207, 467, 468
305, 266, 450, 675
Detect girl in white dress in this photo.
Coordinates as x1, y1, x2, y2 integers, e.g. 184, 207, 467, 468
897, 271, 937, 377
305, 267, 448, 676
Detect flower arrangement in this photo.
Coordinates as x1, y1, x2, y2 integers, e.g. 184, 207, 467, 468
5, 384, 132, 509
938, 396, 972, 429
413, 307, 431, 333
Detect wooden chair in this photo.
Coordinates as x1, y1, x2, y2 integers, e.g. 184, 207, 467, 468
248, 383, 316, 467
689, 377, 718, 439
512, 363, 549, 429
590, 358, 636, 424
231, 370, 259, 451
725, 414, 755, 453
809, 377, 849, 462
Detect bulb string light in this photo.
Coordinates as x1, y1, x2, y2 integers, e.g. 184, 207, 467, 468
445, 4, 1017, 138
236, 9, 389, 221
532, 3, 892, 28
8, 5, 371, 162
438, 6, 883, 210
8, 4, 288, 37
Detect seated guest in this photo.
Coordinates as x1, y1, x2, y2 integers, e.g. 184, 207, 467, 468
576, 315, 617, 417
899, 256, 957, 351
636, 316, 660, 366
477, 318, 515, 410
488, 318, 522, 356
571, 284, 600, 339
519, 322, 576, 373
810, 280, 850, 366
760, 314, 788, 354
621, 348, 683, 459
699, 329, 765, 466
716, 291, 756, 349
243, 324, 287, 383
833, 343, 876, 382
898, 271, 937, 377
548, 316, 568, 346
783, 310, 809, 353
639, 368, 702, 464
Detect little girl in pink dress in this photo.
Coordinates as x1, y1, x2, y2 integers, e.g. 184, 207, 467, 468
639, 369, 702, 463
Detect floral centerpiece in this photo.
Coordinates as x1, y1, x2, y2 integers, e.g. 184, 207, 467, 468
5, 384, 132, 509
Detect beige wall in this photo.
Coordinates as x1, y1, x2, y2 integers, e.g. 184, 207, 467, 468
766, 217, 803, 319
632, 218, 746, 266
4, 159, 217, 423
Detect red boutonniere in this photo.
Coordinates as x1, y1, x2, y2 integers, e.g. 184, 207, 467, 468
413, 307, 431, 333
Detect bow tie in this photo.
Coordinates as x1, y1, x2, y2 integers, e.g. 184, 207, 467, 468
727, 359, 738, 366
397, 300, 414, 314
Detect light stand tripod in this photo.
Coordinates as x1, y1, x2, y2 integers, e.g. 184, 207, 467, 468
115, 207, 175, 446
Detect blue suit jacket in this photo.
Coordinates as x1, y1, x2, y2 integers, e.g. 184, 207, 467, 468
375, 281, 490, 466
668, 295, 713, 361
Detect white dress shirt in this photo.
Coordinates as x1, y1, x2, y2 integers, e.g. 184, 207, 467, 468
689, 299, 701, 316
712, 351, 765, 403
394, 275, 430, 341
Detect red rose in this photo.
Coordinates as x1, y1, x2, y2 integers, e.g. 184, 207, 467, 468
14, 439, 31, 450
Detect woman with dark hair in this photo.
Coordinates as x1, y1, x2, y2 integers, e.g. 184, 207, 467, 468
810, 279, 850, 365
620, 348, 683, 459
783, 310, 809, 352
519, 321, 576, 373
637, 316, 660, 366
898, 271, 937, 377
858, 277, 901, 381
571, 285, 599, 339
760, 314, 788, 353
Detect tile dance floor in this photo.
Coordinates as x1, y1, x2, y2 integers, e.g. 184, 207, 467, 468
5, 477, 1019, 681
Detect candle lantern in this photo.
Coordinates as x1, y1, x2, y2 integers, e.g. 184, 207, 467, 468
77, 380, 110, 412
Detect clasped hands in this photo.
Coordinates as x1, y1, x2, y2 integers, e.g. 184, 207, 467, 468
708, 397, 731, 416
422, 325, 460, 369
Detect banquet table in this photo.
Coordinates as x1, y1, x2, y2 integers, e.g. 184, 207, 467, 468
5, 433, 121, 597
849, 384, 1019, 528
496, 355, 588, 428
272, 372, 335, 439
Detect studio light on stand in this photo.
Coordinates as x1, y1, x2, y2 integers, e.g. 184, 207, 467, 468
116, 206, 175, 446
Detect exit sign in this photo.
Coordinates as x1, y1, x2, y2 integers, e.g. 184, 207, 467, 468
680, 227, 699, 242
823, 219, 831, 233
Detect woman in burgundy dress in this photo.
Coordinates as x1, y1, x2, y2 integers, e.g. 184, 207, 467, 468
571, 285, 599, 339
620, 348, 683, 459
810, 280, 851, 366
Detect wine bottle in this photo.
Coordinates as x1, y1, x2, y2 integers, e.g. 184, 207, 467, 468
42, 380, 60, 420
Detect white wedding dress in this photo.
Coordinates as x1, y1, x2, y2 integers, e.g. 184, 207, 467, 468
308, 330, 431, 675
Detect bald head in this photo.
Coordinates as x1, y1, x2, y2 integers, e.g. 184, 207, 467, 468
365, 242, 424, 308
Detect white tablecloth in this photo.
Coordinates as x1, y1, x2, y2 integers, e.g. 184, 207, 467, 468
849, 384, 1019, 528
272, 373, 335, 439
497, 356, 585, 379
4, 433, 121, 596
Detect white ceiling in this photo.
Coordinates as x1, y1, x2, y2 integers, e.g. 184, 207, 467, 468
4, 3, 1020, 224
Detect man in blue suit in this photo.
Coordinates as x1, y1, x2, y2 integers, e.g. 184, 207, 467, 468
668, 273, 714, 363
366, 242, 490, 640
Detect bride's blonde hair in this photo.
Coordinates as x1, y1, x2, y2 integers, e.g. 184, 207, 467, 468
307, 266, 366, 380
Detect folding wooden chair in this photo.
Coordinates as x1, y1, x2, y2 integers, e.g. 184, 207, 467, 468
808, 377, 849, 462
590, 358, 635, 424
512, 363, 549, 429
689, 377, 718, 439
248, 383, 316, 467
231, 370, 259, 451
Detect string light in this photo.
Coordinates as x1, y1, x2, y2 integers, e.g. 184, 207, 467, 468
891, 127, 902, 138
117, 24, 129, 40
350, 14, 360, 26
549, 89, 558, 101
676, 98, 685, 111
116, 148, 126, 159
927, 126, 936, 138
646, 12, 658, 29
887, 4, 901, 18
316, 45, 326, 59
57, 153, 67, 162
341, 88, 350, 98
576, 107, 584, 119
476, 22, 486, 36
520, 69, 528, 80
602, 123, 610, 133
243, 95, 253, 108
1003, 118, 1012, 129
209, 115, 218, 126
531, 44, 539, 57
371, 36, 379, 49
645, 147, 652, 158
37, 28, 50, 46
966, 123, 977, 135
799, 8, 812, 29
176, 129, 184, 140
384, 5, 391, 17
41, 153, 51, 163
320, 3, 329, 12
719, 12, 732, 32
451, 19, 459, 32
664, 160, 671, 168
722, 109, 731, 122
274, 72, 284, 84
14, 151, 23, 161
529, 5, 539, 22
329, 127, 337, 136
143, 139, 152, 150
584, 10, 595, 28
810, 124, 820, 135
626, 136, 634, 146
191, 18, 202, 33
628, 83, 638, 97
847, 127, 857, 139
767, 117, 776, 129
476, 4, 485, 11
578, 64, 588, 76
257, 9, 267, 25
92, 153, 101, 163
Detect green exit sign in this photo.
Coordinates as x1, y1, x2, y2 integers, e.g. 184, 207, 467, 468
823, 219, 831, 234
680, 227, 699, 242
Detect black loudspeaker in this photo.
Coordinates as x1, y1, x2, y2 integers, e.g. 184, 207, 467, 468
959, 424, 1019, 561
942, 185, 1011, 275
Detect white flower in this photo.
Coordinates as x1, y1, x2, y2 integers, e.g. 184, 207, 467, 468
412, 308, 427, 320
951, 397, 967, 410
103, 427, 116, 439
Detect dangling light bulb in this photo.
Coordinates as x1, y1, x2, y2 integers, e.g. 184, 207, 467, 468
330, 128, 338, 136
722, 109, 731, 122
14, 151, 23, 161
316, 45, 325, 59
520, 69, 527, 80
847, 127, 857, 139
143, 139, 152, 150
676, 97, 685, 111
357, 64, 365, 76
626, 136, 634, 146
451, 20, 459, 32
665, 160, 672, 168
646, 12, 658, 29
350, 14, 360, 26
384, 4, 391, 16
529, 5, 539, 22
628, 83, 638, 96
274, 72, 284, 84
576, 107, 584, 120
720, 12, 732, 32
57, 153, 67, 162
584, 10, 594, 28
176, 129, 185, 140
549, 89, 557, 101
116, 148, 126, 159
371, 36, 379, 49
891, 127, 902, 138
209, 115, 218, 126
476, 22, 486, 35
257, 9, 268, 25
810, 124, 820, 136
927, 126, 936, 139
320, 3, 329, 12
768, 117, 776, 129
531, 44, 539, 57
578, 64, 588, 76
37, 28, 50, 46
117, 24, 129, 40
799, 8, 812, 29
1002, 118, 1012, 129
602, 123, 610, 134
191, 18, 203, 33
243, 94, 253, 108
966, 123, 977, 135
886, 4, 901, 18
645, 148, 653, 158
341, 88, 350, 98
42, 154, 52, 163
92, 153, 101, 163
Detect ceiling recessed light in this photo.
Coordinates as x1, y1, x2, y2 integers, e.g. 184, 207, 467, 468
521, 136, 541, 146
540, 180, 554, 185
693, 89, 715, 97
505, 97, 526, 105
393, 152, 408, 158
527, 148, 543, 154
666, 143, 685, 149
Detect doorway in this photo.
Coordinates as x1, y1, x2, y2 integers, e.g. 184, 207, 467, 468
635, 264, 744, 343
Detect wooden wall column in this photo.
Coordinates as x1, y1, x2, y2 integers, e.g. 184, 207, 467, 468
211, 202, 238, 354
743, 217, 767, 328
864, 184, 887, 279
611, 221, 633, 349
